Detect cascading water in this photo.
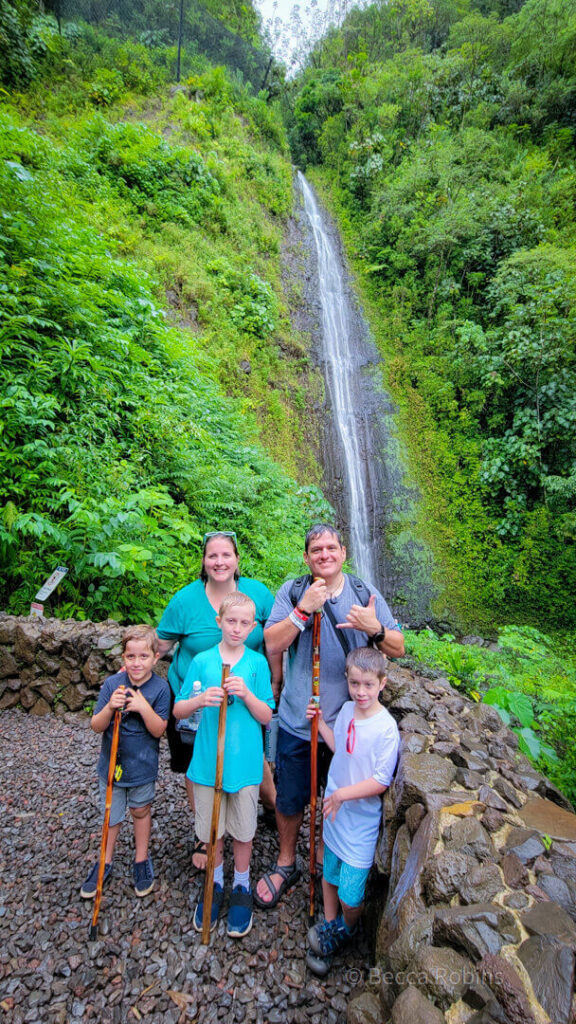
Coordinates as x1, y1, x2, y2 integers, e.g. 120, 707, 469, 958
297, 172, 434, 619
298, 171, 377, 583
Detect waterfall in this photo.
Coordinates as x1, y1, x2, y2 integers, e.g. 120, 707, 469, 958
296, 172, 434, 620
298, 171, 378, 584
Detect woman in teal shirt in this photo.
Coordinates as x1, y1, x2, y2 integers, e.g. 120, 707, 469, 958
157, 530, 279, 867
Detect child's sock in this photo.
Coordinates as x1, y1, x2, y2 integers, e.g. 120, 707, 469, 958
233, 867, 250, 890
213, 862, 224, 888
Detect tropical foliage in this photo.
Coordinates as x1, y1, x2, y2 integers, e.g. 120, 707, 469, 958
286, 0, 576, 628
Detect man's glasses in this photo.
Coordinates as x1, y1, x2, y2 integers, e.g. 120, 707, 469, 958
202, 530, 237, 545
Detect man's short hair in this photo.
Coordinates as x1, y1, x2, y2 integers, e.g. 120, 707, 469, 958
122, 624, 159, 653
345, 646, 388, 678
304, 523, 345, 551
218, 592, 256, 619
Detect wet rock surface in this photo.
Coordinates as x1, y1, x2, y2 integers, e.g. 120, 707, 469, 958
0, 711, 370, 1024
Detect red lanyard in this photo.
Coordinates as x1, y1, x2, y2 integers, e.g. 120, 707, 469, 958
346, 717, 356, 754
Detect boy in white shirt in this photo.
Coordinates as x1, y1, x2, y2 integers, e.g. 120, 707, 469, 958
305, 646, 399, 975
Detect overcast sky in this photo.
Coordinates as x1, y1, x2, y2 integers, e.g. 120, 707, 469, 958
255, 0, 342, 66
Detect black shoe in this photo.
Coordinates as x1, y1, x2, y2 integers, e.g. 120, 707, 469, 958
133, 857, 155, 897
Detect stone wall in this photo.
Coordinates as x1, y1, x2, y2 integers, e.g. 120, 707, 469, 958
0, 614, 169, 715
2, 614, 576, 1023
349, 665, 576, 1024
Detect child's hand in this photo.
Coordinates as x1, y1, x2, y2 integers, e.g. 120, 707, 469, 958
224, 675, 248, 701
323, 789, 343, 821
124, 688, 147, 714
305, 698, 321, 721
109, 686, 127, 710
202, 686, 225, 708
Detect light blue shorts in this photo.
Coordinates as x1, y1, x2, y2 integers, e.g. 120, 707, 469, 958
323, 845, 371, 908
98, 780, 155, 828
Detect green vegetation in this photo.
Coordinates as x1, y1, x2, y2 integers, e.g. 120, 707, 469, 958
0, 8, 328, 621
286, 0, 576, 630
403, 626, 576, 803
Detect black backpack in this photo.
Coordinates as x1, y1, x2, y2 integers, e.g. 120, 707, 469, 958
288, 573, 371, 658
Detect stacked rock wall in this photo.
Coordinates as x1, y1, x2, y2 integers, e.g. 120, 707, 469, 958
349, 665, 576, 1024
0, 614, 127, 715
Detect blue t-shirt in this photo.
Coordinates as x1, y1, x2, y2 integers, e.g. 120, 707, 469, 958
95, 671, 170, 787
157, 577, 274, 696
177, 645, 275, 793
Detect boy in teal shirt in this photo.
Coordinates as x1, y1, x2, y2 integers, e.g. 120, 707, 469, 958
174, 592, 274, 937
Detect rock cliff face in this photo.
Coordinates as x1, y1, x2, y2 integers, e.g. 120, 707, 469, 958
1, 615, 576, 1023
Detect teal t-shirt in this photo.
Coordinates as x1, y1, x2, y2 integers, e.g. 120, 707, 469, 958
157, 577, 274, 696
177, 645, 275, 793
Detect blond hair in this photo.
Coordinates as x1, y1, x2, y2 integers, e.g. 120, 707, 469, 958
121, 624, 159, 654
218, 592, 256, 619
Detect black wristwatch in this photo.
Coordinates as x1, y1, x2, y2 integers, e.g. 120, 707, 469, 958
369, 626, 386, 645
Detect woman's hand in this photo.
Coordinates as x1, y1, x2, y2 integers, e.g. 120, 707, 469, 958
224, 675, 248, 701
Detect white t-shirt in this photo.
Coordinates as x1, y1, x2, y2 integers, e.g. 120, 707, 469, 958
323, 701, 400, 869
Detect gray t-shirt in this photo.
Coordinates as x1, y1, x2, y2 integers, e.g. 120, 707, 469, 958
267, 575, 400, 741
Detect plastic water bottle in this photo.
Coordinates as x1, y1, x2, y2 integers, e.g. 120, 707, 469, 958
190, 680, 202, 732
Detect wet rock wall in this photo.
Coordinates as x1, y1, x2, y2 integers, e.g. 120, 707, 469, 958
0, 614, 169, 715
349, 665, 576, 1024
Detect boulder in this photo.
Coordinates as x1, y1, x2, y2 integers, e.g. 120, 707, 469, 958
476, 954, 545, 1024
445, 818, 497, 863
347, 992, 382, 1024
390, 986, 444, 1024
423, 851, 476, 904
0, 648, 18, 679
392, 754, 457, 814
517, 935, 575, 1024
502, 828, 546, 865
459, 863, 505, 906
409, 945, 474, 1009
521, 901, 576, 951
501, 852, 529, 889
433, 904, 520, 960
14, 620, 42, 664
383, 814, 440, 945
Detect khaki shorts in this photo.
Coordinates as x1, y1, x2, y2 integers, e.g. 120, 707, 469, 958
193, 783, 259, 843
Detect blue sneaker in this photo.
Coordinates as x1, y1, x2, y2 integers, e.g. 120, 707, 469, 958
227, 885, 253, 938
308, 917, 356, 956
193, 882, 224, 933
133, 857, 155, 897
81, 860, 113, 899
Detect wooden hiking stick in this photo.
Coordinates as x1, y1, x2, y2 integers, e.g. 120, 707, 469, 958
89, 687, 124, 940
309, 608, 321, 926
202, 662, 230, 944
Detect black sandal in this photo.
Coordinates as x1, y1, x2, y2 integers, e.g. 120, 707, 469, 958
192, 839, 207, 871
253, 862, 301, 909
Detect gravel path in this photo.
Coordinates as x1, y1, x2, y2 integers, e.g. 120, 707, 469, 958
0, 711, 371, 1024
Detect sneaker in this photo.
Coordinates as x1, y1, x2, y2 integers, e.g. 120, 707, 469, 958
80, 860, 113, 899
193, 882, 224, 933
133, 857, 155, 897
306, 947, 333, 977
227, 885, 253, 938
308, 917, 356, 957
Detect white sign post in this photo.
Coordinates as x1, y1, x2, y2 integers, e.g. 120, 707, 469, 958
30, 566, 68, 617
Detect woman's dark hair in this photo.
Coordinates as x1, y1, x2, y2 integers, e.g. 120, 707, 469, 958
199, 532, 240, 583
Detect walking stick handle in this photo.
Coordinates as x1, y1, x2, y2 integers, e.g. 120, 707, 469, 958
202, 663, 230, 944
89, 685, 124, 940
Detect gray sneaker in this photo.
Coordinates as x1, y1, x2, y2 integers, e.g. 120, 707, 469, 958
133, 857, 155, 897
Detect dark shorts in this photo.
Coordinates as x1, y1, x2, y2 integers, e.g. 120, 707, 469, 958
166, 687, 194, 774
275, 727, 333, 817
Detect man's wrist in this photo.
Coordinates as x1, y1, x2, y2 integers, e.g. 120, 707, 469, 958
369, 623, 386, 644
